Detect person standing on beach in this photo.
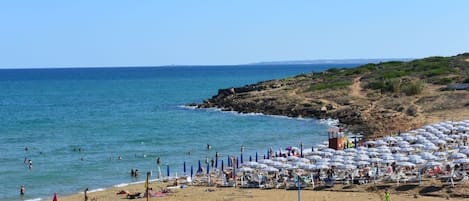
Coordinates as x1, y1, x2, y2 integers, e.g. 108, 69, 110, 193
84, 188, 89, 201
384, 190, 390, 201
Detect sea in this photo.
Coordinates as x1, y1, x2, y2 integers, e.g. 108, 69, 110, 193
0, 64, 359, 201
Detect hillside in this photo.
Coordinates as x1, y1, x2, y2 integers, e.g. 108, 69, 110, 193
194, 53, 469, 138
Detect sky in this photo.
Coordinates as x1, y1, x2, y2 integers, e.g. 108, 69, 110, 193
0, 0, 468, 68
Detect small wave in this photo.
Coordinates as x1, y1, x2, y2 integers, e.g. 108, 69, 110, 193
89, 188, 106, 193
178, 105, 197, 110
319, 118, 339, 126
25, 198, 42, 201
114, 183, 129, 188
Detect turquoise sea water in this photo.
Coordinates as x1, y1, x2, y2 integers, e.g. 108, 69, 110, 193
0, 64, 358, 201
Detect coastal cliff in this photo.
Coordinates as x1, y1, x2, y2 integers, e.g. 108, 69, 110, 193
195, 53, 469, 138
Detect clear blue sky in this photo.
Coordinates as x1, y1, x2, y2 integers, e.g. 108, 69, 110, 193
1, 0, 468, 68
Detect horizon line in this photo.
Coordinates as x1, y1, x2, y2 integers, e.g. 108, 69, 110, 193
0, 57, 416, 70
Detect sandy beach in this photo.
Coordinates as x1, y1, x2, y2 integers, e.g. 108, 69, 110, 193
58, 180, 469, 201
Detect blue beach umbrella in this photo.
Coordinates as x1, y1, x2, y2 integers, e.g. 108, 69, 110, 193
221, 160, 224, 172
227, 156, 231, 167
236, 157, 239, 168
267, 150, 270, 159
255, 152, 258, 162
183, 161, 186, 175
166, 165, 170, 177
354, 137, 358, 148
190, 165, 194, 178
240, 153, 243, 164
206, 163, 210, 174
215, 158, 218, 169
249, 155, 252, 162
198, 160, 202, 173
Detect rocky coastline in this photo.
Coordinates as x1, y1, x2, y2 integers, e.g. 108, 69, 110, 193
191, 54, 469, 138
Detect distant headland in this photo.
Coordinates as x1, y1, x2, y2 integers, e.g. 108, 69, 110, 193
193, 53, 469, 138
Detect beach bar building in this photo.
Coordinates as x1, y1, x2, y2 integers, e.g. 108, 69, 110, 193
328, 127, 346, 150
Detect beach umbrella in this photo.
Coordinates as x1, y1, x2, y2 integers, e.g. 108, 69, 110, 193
236, 157, 239, 168
314, 164, 329, 169
183, 161, 186, 175
215, 158, 218, 169
206, 162, 210, 174
227, 156, 231, 167
454, 158, 469, 164
249, 155, 252, 162
425, 161, 443, 168
355, 161, 369, 166
190, 165, 194, 178
369, 158, 383, 163
397, 161, 415, 167
255, 152, 258, 162
261, 166, 279, 173
240, 153, 244, 164
238, 167, 254, 173
449, 152, 466, 159
52, 193, 58, 201
267, 150, 270, 159
167, 165, 170, 177
338, 164, 357, 170
410, 158, 426, 164
221, 160, 224, 172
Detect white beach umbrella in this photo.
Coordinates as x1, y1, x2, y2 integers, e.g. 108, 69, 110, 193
397, 161, 415, 167
365, 140, 376, 145
261, 166, 279, 173
453, 158, 469, 164
425, 161, 443, 168
306, 155, 322, 161
459, 149, 469, 155
409, 158, 426, 164
321, 152, 333, 157
314, 164, 329, 170
369, 158, 383, 163
411, 144, 425, 149
383, 159, 396, 164
344, 148, 357, 153
287, 156, 299, 161
238, 167, 254, 173
272, 157, 287, 162
391, 147, 402, 152
242, 161, 258, 167
381, 154, 394, 160
449, 152, 466, 159
376, 140, 388, 146
383, 136, 397, 142
338, 164, 357, 170
329, 162, 343, 167
322, 148, 336, 153
401, 147, 415, 152
355, 161, 370, 166
394, 156, 409, 162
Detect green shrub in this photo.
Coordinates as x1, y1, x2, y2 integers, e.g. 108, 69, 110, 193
433, 77, 453, 85
402, 80, 425, 96
307, 81, 351, 91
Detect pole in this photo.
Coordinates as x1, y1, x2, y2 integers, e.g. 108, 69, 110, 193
297, 174, 301, 201
146, 171, 150, 201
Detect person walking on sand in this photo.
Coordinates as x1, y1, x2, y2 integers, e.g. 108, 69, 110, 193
84, 188, 89, 201
384, 190, 390, 201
